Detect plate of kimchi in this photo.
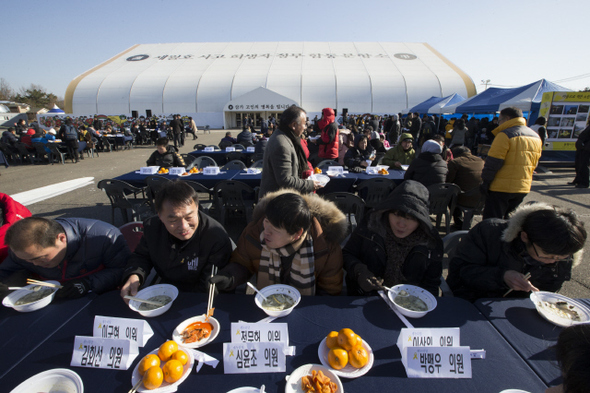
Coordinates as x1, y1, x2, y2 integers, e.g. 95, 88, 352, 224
171, 315, 220, 349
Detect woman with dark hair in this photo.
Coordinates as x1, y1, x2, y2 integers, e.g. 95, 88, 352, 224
344, 134, 374, 171
210, 190, 347, 295
546, 324, 590, 393
343, 180, 443, 296
260, 106, 322, 196
450, 118, 467, 147
530, 116, 547, 146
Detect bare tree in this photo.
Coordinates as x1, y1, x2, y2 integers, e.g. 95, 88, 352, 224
0, 78, 14, 100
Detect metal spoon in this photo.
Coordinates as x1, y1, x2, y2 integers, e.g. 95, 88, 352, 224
247, 282, 268, 301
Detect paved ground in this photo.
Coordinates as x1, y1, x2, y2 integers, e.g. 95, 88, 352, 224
1, 129, 589, 298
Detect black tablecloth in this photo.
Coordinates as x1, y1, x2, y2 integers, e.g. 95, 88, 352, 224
115, 170, 239, 189
473, 298, 569, 386
0, 295, 94, 379
2, 292, 547, 393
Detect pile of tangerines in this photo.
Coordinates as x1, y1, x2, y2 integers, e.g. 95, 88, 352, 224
378, 168, 389, 175
157, 167, 169, 174
326, 328, 369, 370
314, 167, 322, 174
138, 340, 187, 390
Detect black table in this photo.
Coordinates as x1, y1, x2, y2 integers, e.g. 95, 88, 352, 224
115, 169, 239, 189
0, 295, 94, 379
474, 298, 583, 387
3, 292, 548, 393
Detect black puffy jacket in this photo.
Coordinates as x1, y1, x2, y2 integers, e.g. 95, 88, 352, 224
404, 152, 448, 188
0, 218, 130, 293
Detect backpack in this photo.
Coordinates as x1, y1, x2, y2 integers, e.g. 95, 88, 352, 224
64, 125, 78, 141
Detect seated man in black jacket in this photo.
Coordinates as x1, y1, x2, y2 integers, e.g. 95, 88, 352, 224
146, 137, 185, 168
0, 217, 130, 299
447, 203, 587, 302
120, 181, 232, 299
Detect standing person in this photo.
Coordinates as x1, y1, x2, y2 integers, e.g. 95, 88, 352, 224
59, 119, 81, 162
529, 116, 547, 146
316, 108, 339, 161
178, 115, 185, 147
387, 114, 401, 144
449, 118, 467, 147
259, 106, 321, 197
187, 116, 198, 140
570, 123, 590, 188
447, 203, 586, 302
420, 116, 436, 145
409, 112, 422, 142
260, 117, 268, 136
343, 180, 443, 296
170, 115, 183, 149
480, 107, 542, 219
446, 146, 484, 228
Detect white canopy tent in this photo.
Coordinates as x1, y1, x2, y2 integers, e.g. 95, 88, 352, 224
65, 42, 476, 128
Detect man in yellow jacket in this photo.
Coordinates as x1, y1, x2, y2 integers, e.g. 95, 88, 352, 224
480, 107, 542, 219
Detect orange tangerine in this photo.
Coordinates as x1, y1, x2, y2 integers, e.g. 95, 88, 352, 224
337, 328, 357, 351
138, 354, 161, 376
327, 347, 348, 370
325, 331, 340, 349
348, 346, 369, 369
162, 359, 184, 383
170, 350, 189, 365
157, 340, 178, 362
143, 366, 163, 390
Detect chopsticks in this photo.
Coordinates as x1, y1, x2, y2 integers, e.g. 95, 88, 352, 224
503, 272, 532, 297
26, 278, 63, 289
128, 378, 142, 393
206, 266, 218, 320
124, 295, 165, 306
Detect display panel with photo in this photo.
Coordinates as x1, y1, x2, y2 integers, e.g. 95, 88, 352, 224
565, 105, 578, 115
558, 129, 572, 139
550, 105, 564, 115
578, 105, 589, 113
562, 118, 575, 127
547, 117, 561, 127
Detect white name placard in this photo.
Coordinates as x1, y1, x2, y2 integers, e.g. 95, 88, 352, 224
71, 336, 138, 370
327, 166, 344, 175
246, 146, 255, 152
203, 166, 220, 175
169, 167, 186, 175
230, 322, 289, 345
396, 328, 460, 352
225, 147, 236, 152
223, 342, 293, 374
139, 166, 160, 175
204, 146, 215, 152
403, 346, 472, 379
93, 315, 153, 347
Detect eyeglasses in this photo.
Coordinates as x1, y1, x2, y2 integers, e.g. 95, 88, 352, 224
531, 243, 570, 263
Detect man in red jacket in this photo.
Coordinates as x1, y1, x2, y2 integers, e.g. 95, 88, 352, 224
0, 193, 32, 264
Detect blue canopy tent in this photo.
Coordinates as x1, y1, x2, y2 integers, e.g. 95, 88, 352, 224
406, 93, 467, 114
47, 105, 65, 114
444, 79, 570, 118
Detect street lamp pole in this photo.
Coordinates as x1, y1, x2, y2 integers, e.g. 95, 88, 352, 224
481, 79, 491, 90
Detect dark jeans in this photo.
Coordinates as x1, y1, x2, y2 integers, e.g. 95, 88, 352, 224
574, 149, 590, 187
482, 191, 526, 220
173, 133, 182, 148
65, 139, 79, 161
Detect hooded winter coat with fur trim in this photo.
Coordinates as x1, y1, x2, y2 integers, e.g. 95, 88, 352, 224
226, 189, 347, 295
342, 180, 443, 296
447, 203, 582, 302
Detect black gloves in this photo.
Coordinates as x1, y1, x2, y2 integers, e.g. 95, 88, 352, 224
56, 278, 90, 299
209, 272, 235, 292
351, 167, 364, 173
354, 264, 383, 293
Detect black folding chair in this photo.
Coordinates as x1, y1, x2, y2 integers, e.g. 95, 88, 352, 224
97, 179, 150, 224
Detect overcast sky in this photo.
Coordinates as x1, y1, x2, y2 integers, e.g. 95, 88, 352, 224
3, 0, 589, 100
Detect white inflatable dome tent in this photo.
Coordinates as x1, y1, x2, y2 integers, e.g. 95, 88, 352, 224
65, 42, 476, 129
